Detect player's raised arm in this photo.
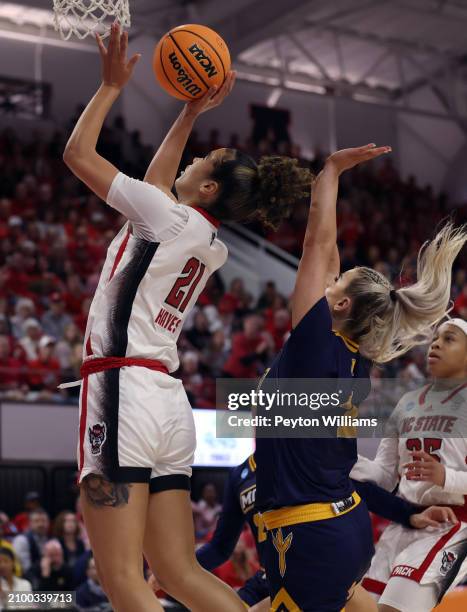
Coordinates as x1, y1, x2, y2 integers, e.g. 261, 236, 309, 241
292, 144, 391, 328
143, 72, 236, 196
63, 23, 141, 201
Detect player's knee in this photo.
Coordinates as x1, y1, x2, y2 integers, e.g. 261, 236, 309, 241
99, 564, 144, 596
154, 559, 197, 595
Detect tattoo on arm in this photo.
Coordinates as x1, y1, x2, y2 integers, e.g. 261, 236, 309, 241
82, 474, 131, 507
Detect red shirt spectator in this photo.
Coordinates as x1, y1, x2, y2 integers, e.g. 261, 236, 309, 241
454, 285, 467, 319
265, 308, 291, 351
27, 337, 60, 390
212, 540, 259, 589
0, 335, 24, 389
223, 315, 273, 378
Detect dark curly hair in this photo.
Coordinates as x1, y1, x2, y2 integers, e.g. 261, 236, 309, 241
207, 150, 313, 230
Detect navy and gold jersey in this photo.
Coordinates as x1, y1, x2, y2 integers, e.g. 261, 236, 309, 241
256, 296, 371, 511
196, 454, 267, 569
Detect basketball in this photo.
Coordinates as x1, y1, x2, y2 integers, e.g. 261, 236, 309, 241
153, 24, 231, 101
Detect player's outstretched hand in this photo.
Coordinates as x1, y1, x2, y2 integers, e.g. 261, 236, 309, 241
326, 143, 392, 175
96, 22, 141, 90
403, 450, 446, 486
410, 505, 459, 529
186, 71, 236, 117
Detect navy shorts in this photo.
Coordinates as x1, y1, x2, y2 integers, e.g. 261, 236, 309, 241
238, 569, 270, 607
264, 500, 374, 611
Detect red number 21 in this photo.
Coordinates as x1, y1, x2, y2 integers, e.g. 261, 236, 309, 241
165, 257, 206, 313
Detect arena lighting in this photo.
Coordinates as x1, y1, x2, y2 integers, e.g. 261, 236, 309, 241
235, 69, 327, 96
0, 28, 95, 51
0, 2, 54, 27
266, 87, 283, 107
284, 80, 327, 95
0, 2, 103, 49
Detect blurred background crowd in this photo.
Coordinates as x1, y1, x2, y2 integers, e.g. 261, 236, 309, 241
0, 118, 466, 408
0, 482, 258, 610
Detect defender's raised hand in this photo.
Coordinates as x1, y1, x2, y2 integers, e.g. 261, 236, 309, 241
96, 22, 141, 89
326, 143, 392, 175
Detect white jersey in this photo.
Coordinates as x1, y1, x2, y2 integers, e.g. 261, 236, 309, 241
351, 382, 467, 507
83, 172, 228, 372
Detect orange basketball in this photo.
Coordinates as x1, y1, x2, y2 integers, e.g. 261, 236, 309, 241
153, 24, 231, 101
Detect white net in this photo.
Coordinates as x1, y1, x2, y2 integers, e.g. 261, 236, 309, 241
53, 0, 131, 41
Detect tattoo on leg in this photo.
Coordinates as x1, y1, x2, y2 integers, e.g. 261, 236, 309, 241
82, 474, 131, 507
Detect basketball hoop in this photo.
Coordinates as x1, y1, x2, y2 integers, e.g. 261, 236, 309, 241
53, 0, 131, 41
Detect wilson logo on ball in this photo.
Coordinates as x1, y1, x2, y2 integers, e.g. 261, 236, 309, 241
153, 24, 231, 101
188, 44, 218, 78
168, 52, 202, 97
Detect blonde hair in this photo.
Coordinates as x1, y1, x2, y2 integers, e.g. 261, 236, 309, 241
343, 222, 467, 363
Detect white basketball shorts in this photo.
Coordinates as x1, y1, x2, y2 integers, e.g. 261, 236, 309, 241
77, 366, 196, 493
362, 520, 467, 612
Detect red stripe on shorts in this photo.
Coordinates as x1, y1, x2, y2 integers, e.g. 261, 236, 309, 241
361, 577, 386, 595
108, 228, 131, 281
391, 522, 462, 583
78, 374, 89, 475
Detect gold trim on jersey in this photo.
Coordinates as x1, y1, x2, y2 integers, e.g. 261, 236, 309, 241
332, 330, 359, 353
270, 587, 301, 611
262, 492, 361, 531
248, 454, 257, 472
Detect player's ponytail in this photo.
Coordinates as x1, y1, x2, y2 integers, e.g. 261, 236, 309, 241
208, 151, 313, 229
343, 222, 467, 363
256, 156, 313, 229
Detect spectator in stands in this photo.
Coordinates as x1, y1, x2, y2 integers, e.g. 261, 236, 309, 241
223, 278, 251, 316
0, 516, 21, 577
223, 314, 274, 378
452, 268, 466, 299
201, 330, 229, 378
76, 555, 110, 610
0, 334, 24, 394
34, 539, 73, 592
41, 292, 72, 340
0, 547, 32, 605
12, 507, 49, 575
62, 274, 87, 316
212, 539, 259, 590
55, 322, 83, 372
256, 281, 278, 311
454, 283, 467, 319
0, 512, 18, 541
74, 297, 92, 335
10, 298, 36, 339
179, 351, 203, 406
217, 295, 236, 338
186, 310, 212, 351
27, 336, 60, 392
192, 483, 222, 541
268, 308, 291, 351
18, 319, 42, 361
12, 492, 42, 534
52, 512, 85, 569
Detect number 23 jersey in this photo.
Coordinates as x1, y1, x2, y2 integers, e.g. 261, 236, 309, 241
84, 172, 228, 372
